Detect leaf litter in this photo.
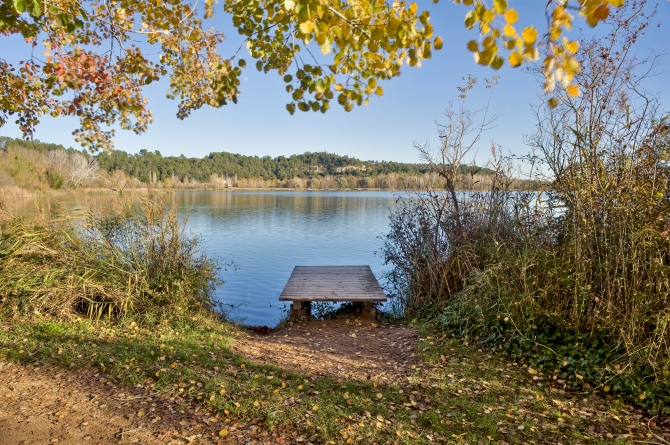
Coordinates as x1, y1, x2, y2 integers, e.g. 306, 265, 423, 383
2, 317, 670, 444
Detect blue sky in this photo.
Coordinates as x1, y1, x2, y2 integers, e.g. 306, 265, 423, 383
1, 1, 669, 163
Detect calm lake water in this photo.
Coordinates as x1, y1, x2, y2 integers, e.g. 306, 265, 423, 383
174, 191, 398, 325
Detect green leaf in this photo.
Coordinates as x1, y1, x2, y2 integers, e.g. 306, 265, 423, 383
283, 74, 293, 83
13, 0, 27, 14
491, 55, 503, 70
48, 4, 58, 14
493, 0, 507, 15
286, 103, 296, 115
30, 0, 42, 17
238, 59, 246, 68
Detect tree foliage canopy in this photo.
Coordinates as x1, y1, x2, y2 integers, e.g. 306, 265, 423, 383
1, 0, 438, 151
453, 0, 629, 105
1, 0, 629, 151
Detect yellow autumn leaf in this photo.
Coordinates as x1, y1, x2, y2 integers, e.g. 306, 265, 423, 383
482, 9, 495, 23
566, 84, 580, 97
299, 20, 314, 34
521, 26, 538, 45
219, 429, 229, 437
433, 36, 443, 50
466, 40, 478, 52
503, 24, 516, 37
504, 8, 518, 24
565, 40, 579, 54
523, 46, 539, 61
312, 405, 319, 411
593, 4, 610, 21
508, 52, 522, 67
409, 2, 418, 13
376, 393, 383, 399
320, 39, 331, 55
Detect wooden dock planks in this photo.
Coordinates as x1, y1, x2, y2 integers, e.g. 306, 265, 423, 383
279, 266, 387, 302
279, 266, 387, 319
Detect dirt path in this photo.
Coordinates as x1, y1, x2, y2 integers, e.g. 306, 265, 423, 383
232, 319, 419, 384
0, 320, 419, 445
0, 360, 250, 445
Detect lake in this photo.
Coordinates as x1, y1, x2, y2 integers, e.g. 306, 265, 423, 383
171, 191, 398, 325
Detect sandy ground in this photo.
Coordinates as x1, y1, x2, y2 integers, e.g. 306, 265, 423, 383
0, 319, 419, 445
0, 360, 250, 445
232, 319, 419, 384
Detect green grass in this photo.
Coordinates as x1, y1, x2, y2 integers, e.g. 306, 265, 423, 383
0, 314, 657, 444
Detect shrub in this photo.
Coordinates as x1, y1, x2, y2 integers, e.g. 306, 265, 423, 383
0, 197, 222, 324
44, 169, 64, 189
381, 3, 670, 414
358, 177, 374, 188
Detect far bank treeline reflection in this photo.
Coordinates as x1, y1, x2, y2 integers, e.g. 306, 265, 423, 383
0, 137, 545, 192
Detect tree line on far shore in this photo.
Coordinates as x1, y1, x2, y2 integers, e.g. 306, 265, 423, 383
1, 137, 544, 192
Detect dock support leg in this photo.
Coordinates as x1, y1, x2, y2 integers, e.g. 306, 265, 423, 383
362, 302, 375, 319
289, 301, 302, 320
289, 301, 311, 320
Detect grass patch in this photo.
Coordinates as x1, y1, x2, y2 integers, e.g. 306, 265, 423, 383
0, 315, 660, 444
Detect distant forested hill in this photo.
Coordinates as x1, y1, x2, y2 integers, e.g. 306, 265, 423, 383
95, 148, 492, 182
1, 137, 497, 190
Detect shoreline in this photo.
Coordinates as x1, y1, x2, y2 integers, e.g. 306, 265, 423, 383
1, 186, 543, 199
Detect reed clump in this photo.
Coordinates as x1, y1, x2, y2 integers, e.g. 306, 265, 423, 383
0, 197, 221, 324
382, 3, 670, 413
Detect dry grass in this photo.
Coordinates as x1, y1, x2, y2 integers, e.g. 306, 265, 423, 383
0, 196, 221, 324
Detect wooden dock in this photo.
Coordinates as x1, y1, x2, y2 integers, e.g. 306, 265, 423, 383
279, 266, 387, 319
